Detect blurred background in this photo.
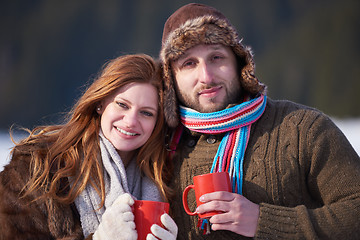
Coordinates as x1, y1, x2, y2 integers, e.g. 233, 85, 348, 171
1, 0, 359, 168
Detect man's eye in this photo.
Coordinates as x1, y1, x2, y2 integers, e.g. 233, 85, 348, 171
182, 61, 194, 68
212, 55, 223, 61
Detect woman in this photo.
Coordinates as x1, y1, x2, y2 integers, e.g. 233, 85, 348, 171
0, 54, 177, 240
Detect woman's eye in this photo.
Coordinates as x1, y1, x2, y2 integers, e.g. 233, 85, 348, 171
116, 102, 128, 109
141, 111, 154, 117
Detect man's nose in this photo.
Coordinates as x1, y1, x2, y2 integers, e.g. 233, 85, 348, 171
198, 61, 213, 84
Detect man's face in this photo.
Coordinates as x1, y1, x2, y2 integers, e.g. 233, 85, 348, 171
171, 44, 241, 113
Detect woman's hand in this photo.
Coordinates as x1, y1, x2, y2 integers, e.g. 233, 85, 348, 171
146, 213, 178, 240
93, 193, 137, 240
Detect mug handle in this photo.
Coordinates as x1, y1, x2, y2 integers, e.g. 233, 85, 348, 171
182, 185, 197, 216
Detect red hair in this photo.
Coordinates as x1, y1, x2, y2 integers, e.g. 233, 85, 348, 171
14, 54, 172, 206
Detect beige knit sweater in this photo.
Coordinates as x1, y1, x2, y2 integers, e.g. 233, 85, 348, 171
170, 98, 360, 240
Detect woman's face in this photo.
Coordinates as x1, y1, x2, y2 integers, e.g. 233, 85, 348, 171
98, 82, 158, 159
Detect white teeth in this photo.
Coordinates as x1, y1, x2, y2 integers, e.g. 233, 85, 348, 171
116, 127, 137, 136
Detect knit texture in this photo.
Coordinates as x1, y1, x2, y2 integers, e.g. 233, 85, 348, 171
180, 95, 266, 194
74, 132, 161, 237
0, 132, 161, 239
169, 98, 360, 239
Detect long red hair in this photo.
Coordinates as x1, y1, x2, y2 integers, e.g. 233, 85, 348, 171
13, 54, 172, 205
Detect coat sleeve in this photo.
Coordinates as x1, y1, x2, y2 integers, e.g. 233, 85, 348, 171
0, 148, 84, 240
255, 112, 360, 239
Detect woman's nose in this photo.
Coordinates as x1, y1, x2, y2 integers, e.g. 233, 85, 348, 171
123, 111, 137, 127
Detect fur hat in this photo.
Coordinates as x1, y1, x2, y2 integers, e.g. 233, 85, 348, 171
160, 3, 266, 128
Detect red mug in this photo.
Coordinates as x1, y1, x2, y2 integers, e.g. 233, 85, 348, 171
133, 200, 169, 240
182, 172, 231, 218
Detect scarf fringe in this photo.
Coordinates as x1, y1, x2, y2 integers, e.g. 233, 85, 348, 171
197, 218, 211, 235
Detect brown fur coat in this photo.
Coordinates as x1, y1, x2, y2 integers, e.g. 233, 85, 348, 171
0, 147, 86, 239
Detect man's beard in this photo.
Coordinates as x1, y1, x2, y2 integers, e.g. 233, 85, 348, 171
176, 82, 242, 113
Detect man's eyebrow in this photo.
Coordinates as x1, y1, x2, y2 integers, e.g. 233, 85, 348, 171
175, 52, 190, 62
209, 44, 220, 49
209, 45, 226, 51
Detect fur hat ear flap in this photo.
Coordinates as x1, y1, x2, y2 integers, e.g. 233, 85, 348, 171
237, 46, 267, 95
162, 62, 179, 128
160, 3, 267, 127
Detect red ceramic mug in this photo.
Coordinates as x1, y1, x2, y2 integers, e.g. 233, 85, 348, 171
182, 172, 231, 218
133, 200, 169, 240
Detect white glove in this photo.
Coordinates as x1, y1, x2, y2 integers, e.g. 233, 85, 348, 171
93, 193, 137, 240
146, 213, 178, 240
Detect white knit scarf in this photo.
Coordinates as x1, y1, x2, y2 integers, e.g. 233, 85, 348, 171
74, 132, 162, 237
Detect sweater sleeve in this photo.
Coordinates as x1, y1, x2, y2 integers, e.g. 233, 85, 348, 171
255, 112, 360, 239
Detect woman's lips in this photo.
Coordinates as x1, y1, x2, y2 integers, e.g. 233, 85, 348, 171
115, 126, 138, 136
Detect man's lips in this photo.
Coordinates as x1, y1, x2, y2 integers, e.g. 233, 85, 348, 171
198, 86, 222, 96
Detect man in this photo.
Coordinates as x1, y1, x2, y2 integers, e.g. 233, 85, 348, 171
160, 3, 360, 240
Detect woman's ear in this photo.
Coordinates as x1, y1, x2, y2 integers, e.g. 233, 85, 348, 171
96, 105, 103, 114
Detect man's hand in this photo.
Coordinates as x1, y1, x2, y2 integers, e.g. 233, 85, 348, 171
196, 191, 259, 237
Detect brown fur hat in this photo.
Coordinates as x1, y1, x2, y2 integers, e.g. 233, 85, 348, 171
160, 3, 266, 128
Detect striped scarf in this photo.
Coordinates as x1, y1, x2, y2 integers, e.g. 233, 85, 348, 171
179, 94, 267, 195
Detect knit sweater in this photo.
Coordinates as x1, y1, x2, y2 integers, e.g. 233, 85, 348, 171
170, 98, 360, 239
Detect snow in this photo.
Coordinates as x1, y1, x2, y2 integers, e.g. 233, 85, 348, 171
0, 132, 14, 171
0, 118, 359, 171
